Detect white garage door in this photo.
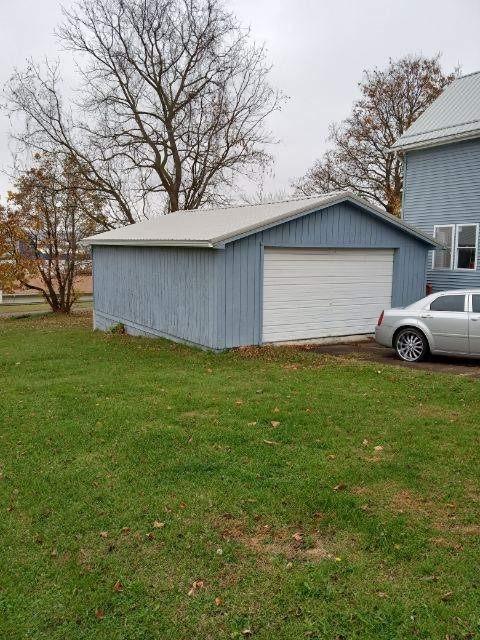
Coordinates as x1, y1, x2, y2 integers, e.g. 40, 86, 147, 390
262, 248, 393, 342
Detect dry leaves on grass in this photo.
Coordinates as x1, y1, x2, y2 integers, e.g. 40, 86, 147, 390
216, 516, 332, 563
188, 579, 205, 596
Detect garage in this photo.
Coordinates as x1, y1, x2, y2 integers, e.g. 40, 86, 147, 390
262, 248, 394, 342
86, 190, 436, 350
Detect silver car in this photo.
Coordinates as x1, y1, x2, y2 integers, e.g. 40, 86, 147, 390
375, 289, 480, 362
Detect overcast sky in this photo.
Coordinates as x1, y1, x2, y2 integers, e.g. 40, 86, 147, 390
1, 0, 480, 201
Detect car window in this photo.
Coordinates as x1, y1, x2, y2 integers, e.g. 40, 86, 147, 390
472, 295, 480, 314
430, 295, 465, 312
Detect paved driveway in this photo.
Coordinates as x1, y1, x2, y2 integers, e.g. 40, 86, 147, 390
311, 339, 480, 377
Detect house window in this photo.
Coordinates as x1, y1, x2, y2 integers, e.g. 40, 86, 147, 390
433, 226, 453, 269
433, 224, 478, 271
455, 224, 478, 269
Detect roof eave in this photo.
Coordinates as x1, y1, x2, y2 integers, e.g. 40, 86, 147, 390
391, 128, 480, 153
84, 238, 214, 248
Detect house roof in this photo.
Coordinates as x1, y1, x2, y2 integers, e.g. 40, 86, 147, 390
83, 190, 437, 248
392, 71, 480, 152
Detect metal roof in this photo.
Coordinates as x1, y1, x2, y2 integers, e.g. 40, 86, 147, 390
392, 71, 480, 152
84, 190, 437, 248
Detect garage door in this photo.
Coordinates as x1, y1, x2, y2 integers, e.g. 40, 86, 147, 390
262, 248, 393, 342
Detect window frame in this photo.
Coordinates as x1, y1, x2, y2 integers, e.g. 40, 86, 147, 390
432, 223, 479, 272
468, 294, 480, 314
432, 224, 454, 270
454, 223, 479, 271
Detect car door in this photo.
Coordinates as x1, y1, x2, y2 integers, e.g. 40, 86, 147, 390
420, 293, 469, 354
468, 294, 480, 355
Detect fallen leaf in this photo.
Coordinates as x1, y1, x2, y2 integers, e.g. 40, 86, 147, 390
95, 609, 105, 620
113, 580, 123, 592
188, 579, 205, 596
333, 483, 346, 491
273, 407, 280, 413
270, 421, 280, 428
99, 531, 108, 538
146, 532, 155, 540
247, 421, 258, 426
374, 445, 384, 452
441, 591, 454, 602
242, 629, 253, 637
235, 400, 244, 405
292, 532, 303, 542
362, 439, 369, 446
179, 501, 187, 509
214, 596, 222, 606
153, 520, 165, 528
327, 454, 335, 460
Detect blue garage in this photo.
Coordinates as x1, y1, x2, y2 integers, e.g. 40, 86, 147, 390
85, 191, 436, 350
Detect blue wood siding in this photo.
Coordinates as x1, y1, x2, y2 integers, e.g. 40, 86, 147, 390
217, 202, 428, 348
92, 201, 429, 350
403, 138, 480, 291
93, 245, 218, 348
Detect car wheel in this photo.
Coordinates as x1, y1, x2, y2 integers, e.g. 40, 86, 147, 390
394, 328, 428, 362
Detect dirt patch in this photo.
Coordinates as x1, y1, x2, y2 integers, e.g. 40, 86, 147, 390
352, 484, 455, 523
430, 537, 464, 552
216, 516, 332, 562
434, 522, 480, 535
416, 405, 461, 421
179, 410, 217, 419
392, 490, 434, 516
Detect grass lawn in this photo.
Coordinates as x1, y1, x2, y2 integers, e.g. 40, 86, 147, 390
1, 314, 479, 639
0, 300, 92, 316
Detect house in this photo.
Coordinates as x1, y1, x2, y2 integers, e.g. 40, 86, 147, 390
392, 71, 480, 292
84, 191, 436, 350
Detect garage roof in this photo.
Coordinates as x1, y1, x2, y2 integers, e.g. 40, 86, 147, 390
392, 71, 480, 152
84, 190, 437, 248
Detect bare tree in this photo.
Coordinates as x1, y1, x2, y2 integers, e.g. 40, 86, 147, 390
6, 0, 283, 225
239, 188, 292, 205
295, 55, 458, 216
0, 153, 102, 312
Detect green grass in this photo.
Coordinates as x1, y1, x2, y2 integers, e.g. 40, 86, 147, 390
1, 314, 479, 639
0, 300, 92, 315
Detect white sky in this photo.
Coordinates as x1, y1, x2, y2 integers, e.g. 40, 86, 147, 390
1, 0, 480, 201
